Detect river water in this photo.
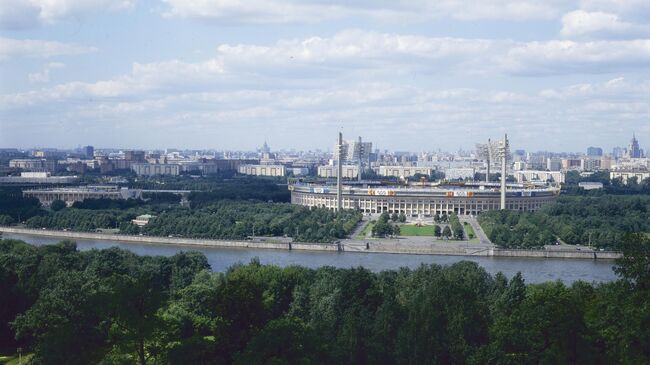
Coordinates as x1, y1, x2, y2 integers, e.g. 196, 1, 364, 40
3, 233, 618, 284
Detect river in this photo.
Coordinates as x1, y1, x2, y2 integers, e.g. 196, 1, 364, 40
3, 233, 618, 284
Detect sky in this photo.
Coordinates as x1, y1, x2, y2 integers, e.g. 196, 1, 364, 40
0, 0, 649, 153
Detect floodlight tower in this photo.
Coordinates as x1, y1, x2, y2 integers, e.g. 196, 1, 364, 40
358, 136, 363, 182
337, 132, 343, 212
495, 134, 510, 210
476, 139, 495, 183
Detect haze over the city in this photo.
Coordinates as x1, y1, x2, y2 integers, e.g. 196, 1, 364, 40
1, 0, 650, 151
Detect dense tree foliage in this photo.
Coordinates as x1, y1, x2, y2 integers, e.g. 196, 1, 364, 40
449, 214, 465, 240
24, 202, 360, 243
129, 176, 290, 204
141, 202, 361, 242
1, 237, 648, 364
49, 200, 66, 212
371, 212, 400, 237
0, 187, 43, 223
479, 195, 650, 249
563, 170, 650, 195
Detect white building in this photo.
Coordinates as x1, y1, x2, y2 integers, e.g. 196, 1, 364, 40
131, 163, 180, 176
444, 167, 475, 180
378, 166, 432, 178
515, 170, 566, 184
239, 164, 286, 177
318, 165, 359, 179
610, 170, 650, 184
288, 167, 309, 176
546, 158, 562, 171
578, 182, 604, 190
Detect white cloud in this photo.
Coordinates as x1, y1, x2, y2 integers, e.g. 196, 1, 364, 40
4, 30, 650, 108
0, 37, 97, 60
501, 39, 650, 75
0, 0, 135, 29
561, 10, 650, 39
162, 0, 571, 24
2, 30, 650, 150
28, 62, 65, 83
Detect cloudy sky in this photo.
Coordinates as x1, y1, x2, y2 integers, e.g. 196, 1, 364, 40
1, 0, 649, 152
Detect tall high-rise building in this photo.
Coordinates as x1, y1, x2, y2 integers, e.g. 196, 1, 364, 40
261, 141, 271, 154
612, 147, 624, 159
83, 145, 94, 159
586, 146, 602, 157
626, 134, 641, 158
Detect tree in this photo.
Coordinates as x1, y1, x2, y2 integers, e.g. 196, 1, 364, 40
391, 213, 399, 222
614, 233, 650, 290
442, 226, 452, 239
398, 213, 406, 223
13, 272, 112, 365
50, 200, 66, 212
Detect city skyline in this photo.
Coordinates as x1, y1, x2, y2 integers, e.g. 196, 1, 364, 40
1, 132, 645, 157
1, 1, 650, 150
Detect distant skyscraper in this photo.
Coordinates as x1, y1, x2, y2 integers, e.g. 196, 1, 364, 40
587, 146, 603, 157
83, 145, 94, 159
626, 134, 641, 158
612, 146, 624, 159
261, 141, 271, 154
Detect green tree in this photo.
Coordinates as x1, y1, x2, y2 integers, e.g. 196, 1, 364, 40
13, 271, 112, 365
614, 233, 650, 290
433, 225, 441, 237
442, 226, 452, 239
50, 200, 66, 212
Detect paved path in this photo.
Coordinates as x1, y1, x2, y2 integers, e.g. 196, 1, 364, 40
458, 216, 492, 245
348, 215, 370, 239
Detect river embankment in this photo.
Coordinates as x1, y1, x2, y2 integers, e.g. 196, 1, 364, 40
0, 227, 621, 260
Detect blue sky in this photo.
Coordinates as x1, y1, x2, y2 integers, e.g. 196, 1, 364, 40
1, 0, 649, 152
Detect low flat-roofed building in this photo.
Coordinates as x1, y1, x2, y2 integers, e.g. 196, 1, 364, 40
132, 214, 155, 226
24, 186, 142, 206
444, 167, 475, 180
317, 165, 358, 179
131, 163, 180, 176
289, 167, 310, 176
515, 170, 566, 184
239, 164, 286, 177
610, 170, 650, 184
0, 173, 77, 185
9, 158, 57, 172
578, 182, 604, 190
379, 166, 432, 178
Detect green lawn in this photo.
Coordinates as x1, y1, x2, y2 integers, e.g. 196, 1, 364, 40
399, 224, 436, 236
355, 222, 375, 239
463, 223, 476, 239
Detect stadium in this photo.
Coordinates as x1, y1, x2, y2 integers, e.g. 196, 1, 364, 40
289, 181, 560, 217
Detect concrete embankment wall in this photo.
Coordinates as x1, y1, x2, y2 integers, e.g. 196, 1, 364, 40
492, 248, 621, 260
0, 227, 338, 252
0, 227, 620, 259
356, 245, 491, 257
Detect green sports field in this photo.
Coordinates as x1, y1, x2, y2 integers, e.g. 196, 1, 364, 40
399, 224, 436, 236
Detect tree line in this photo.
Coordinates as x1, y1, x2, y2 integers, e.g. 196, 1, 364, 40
1, 235, 649, 364
478, 195, 650, 249
23, 201, 361, 243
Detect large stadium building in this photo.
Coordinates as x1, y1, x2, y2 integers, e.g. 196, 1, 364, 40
289, 181, 560, 216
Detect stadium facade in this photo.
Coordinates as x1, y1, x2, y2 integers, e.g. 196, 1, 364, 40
289, 182, 560, 216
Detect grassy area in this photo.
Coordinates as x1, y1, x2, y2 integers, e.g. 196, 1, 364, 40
399, 224, 436, 236
463, 223, 476, 239
0, 353, 34, 365
355, 222, 375, 239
